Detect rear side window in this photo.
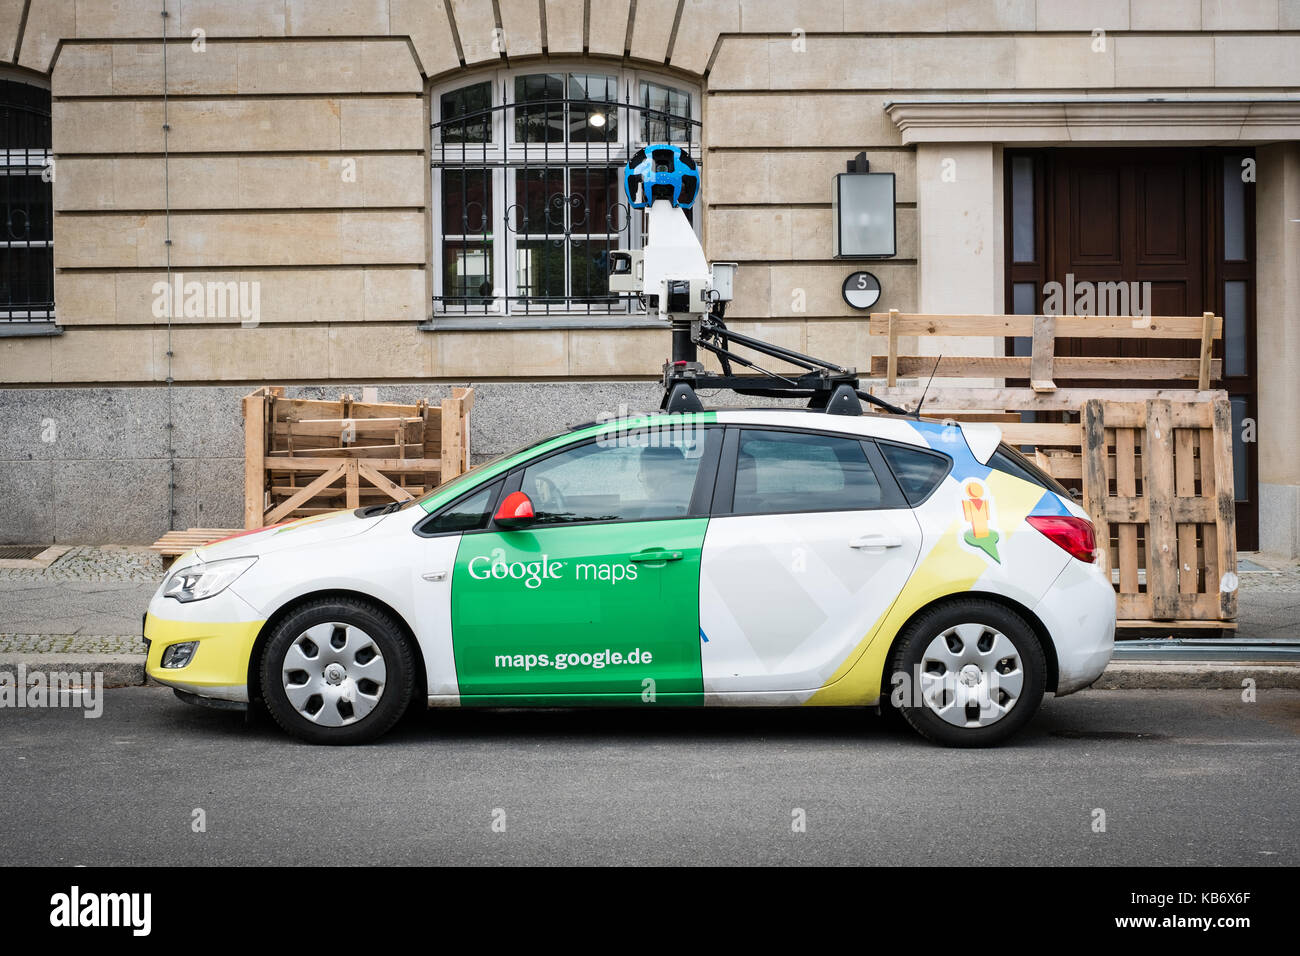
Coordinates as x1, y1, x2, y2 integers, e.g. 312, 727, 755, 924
420, 481, 501, 535
879, 442, 951, 505
990, 443, 1073, 498
732, 430, 883, 514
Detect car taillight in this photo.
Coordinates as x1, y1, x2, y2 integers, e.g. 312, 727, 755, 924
1026, 515, 1097, 563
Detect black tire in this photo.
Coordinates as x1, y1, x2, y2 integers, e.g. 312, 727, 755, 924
887, 599, 1046, 748
260, 597, 415, 745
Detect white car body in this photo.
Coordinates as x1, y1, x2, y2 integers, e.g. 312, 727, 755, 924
144, 409, 1116, 744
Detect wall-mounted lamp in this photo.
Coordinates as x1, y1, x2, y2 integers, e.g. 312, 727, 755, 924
832, 152, 896, 259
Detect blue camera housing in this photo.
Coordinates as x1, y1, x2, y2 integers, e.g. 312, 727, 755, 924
623, 144, 699, 209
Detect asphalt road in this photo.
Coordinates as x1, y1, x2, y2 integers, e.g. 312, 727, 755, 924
1, 687, 1296, 866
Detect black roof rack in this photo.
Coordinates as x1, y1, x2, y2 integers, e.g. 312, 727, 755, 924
661, 314, 910, 417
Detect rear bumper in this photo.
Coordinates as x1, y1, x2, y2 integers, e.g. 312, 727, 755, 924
1034, 558, 1117, 696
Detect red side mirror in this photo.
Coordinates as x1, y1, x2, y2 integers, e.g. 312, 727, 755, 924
494, 491, 536, 529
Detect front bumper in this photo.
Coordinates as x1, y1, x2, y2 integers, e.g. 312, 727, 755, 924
1034, 557, 1117, 696
144, 589, 265, 703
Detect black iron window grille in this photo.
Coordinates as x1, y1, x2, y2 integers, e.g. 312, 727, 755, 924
0, 79, 53, 323
432, 71, 700, 319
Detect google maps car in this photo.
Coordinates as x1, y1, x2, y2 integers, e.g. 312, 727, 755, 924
144, 409, 1115, 747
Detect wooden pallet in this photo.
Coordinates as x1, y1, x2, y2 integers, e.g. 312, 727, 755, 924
1082, 398, 1237, 622
243, 386, 474, 529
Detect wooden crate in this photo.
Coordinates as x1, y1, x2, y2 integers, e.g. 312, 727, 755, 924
242, 386, 474, 528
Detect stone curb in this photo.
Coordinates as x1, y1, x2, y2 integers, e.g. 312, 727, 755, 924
2, 654, 1298, 693
1090, 662, 1300, 690
0, 654, 155, 689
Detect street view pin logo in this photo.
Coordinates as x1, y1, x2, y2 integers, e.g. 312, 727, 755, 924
961, 480, 1001, 563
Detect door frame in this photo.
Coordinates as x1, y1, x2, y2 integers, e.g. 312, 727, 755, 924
1002, 146, 1259, 550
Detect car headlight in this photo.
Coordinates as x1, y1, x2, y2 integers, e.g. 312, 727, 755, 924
163, 556, 257, 603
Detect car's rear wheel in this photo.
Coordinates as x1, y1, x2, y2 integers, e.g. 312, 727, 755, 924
261, 598, 414, 745
887, 599, 1046, 747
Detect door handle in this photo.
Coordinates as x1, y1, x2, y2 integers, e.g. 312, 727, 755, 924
629, 549, 683, 562
849, 534, 903, 550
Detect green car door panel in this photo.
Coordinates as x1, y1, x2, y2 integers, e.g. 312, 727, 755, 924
450, 518, 709, 706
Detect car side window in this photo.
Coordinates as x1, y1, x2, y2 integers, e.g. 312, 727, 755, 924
421, 481, 501, 535
990, 443, 1073, 498
878, 442, 952, 505
518, 431, 707, 525
732, 430, 883, 514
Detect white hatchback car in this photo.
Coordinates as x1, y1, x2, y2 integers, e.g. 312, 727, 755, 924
144, 409, 1115, 746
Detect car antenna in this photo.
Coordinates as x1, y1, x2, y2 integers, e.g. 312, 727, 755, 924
913, 354, 942, 419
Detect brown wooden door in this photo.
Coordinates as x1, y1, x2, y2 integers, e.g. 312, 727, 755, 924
1051, 149, 1205, 372
1006, 147, 1258, 550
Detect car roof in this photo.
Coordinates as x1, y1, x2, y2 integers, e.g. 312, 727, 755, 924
571, 407, 963, 449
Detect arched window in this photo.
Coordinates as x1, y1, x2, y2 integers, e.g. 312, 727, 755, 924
430, 66, 700, 324
0, 78, 53, 325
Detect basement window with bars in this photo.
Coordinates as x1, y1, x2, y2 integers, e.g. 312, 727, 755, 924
430, 67, 701, 324
0, 79, 53, 325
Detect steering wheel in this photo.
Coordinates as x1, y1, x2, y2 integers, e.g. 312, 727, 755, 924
529, 475, 565, 515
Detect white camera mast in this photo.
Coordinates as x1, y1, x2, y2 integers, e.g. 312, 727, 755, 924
609, 145, 907, 417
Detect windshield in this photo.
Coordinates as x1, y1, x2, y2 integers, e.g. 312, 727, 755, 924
385, 426, 575, 513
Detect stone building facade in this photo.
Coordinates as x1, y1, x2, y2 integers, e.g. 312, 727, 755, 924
0, 0, 1297, 556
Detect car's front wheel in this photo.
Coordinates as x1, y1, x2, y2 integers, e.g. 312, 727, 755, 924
260, 597, 414, 745
887, 599, 1046, 747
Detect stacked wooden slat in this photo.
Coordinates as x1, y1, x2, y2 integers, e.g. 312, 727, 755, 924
242, 386, 474, 528
869, 310, 1222, 397
149, 528, 241, 558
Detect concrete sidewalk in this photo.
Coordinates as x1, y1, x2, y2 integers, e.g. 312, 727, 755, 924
1, 547, 160, 685
2, 545, 1299, 689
